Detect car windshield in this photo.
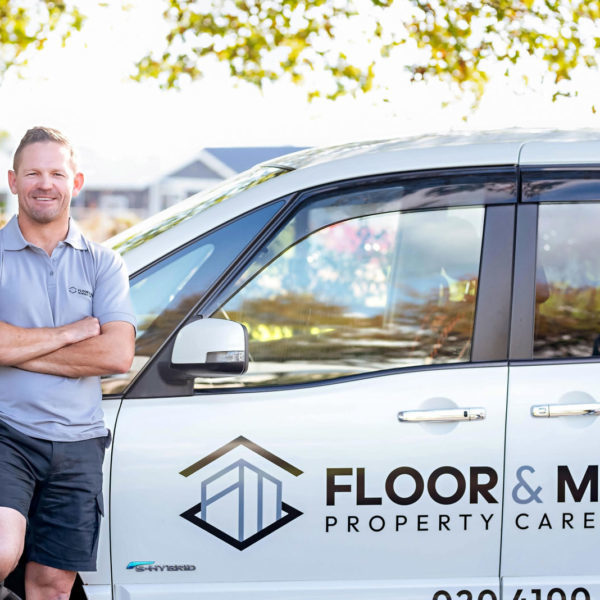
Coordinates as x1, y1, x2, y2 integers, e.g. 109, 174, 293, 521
107, 165, 286, 256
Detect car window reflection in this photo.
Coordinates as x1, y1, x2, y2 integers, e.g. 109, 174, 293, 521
200, 202, 484, 389
534, 202, 600, 358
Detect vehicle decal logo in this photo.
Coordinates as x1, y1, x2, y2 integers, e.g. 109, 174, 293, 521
180, 436, 303, 550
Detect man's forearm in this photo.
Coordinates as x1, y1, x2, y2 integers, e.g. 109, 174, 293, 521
16, 321, 135, 378
18, 343, 114, 378
0, 317, 100, 366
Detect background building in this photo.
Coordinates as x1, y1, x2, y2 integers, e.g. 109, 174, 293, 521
72, 146, 305, 220
0, 145, 305, 237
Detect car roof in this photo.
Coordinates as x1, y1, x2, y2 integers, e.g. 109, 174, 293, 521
262, 130, 600, 172
110, 130, 600, 274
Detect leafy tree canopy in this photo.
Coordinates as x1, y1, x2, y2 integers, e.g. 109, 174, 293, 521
132, 0, 600, 105
0, 0, 85, 81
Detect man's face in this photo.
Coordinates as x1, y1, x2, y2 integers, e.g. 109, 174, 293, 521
8, 141, 84, 226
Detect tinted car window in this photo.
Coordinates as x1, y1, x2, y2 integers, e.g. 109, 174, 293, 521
534, 202, 600, 358
199, 185, 485, 389
100, 200, 283, 394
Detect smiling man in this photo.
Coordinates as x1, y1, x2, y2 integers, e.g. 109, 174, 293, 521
0, 127, 136, 600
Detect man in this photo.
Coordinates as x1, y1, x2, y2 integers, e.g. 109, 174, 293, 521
0, 127, 136, 600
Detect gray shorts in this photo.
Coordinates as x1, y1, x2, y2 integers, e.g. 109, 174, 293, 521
0, 419, 106, 572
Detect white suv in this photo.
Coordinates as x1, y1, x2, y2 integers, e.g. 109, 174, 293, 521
74, 134, 600, 599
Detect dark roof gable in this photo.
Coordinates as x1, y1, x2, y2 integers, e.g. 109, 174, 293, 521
205, 146, 307, 173
170, 160, 222, 179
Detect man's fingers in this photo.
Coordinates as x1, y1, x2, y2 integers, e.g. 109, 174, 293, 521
83, 316, 101, 333
78, 317, 101, 338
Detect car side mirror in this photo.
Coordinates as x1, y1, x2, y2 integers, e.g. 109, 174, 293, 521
170, 318, 249, 378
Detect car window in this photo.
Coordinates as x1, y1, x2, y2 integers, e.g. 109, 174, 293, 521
100, 200, 284, 395
198, 185, 485, 389
534, 202, 600, 358
109, 166, 286, 256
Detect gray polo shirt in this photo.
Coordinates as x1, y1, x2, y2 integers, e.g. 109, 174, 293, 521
0, 216, 136, 442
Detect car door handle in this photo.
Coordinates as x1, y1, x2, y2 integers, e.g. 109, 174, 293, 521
531, 403, 600, 417
397, 407, 486, 422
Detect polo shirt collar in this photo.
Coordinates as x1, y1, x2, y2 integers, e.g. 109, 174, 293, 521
63, 219, 88, 250
1, 215, 87, 251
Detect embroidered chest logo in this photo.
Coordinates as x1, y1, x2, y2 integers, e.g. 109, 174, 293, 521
68, 286, 93, 298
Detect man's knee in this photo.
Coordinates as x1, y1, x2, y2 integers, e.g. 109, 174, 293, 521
25, 562, 76, 600
0, 508, 26, 581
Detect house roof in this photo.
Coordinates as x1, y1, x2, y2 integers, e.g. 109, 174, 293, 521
169, 160, 222, 179
81, 146, 309, 190
203, 146, 307, 174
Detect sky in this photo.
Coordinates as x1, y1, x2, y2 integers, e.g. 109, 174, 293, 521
0, 0, 599, 189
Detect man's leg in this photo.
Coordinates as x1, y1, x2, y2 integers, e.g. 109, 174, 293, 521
0, 507, 25, 580
0, 507, 26, 599
24, 562, 76, 600
24, 436, 105, 599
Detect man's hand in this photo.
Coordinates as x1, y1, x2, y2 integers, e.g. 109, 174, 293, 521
60, 316, 101, 345
0, 317, 100, 366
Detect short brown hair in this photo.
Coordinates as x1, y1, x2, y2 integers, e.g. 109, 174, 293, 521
13, 126, 78, 172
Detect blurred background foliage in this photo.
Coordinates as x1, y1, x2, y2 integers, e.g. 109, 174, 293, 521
134, 0, 600, 107
0, 0, 599, 239
0, 0, 85, 80
0, 0, 599, 107
0, 0, 85, 163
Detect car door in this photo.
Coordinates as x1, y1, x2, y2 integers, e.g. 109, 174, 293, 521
502, 168, 600, 600
110, 168, 516, 600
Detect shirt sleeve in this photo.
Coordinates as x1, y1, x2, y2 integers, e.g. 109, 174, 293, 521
92, 248, 137, 331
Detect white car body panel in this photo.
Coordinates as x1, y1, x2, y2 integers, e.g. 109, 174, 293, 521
111, 368, 507, 599
519, 142, 600, 165
78, 132, 600, 600
112, 578, 499, 600
79, 399, 121, 586
80, 585, 112, 600
502, 363, 600, 576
